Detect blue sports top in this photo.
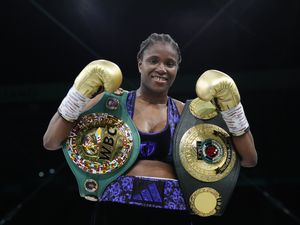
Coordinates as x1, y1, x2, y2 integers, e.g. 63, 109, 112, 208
126, 91, 181, 163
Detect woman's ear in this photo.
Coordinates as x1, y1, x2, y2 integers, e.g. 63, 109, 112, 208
138, 60, 142, 73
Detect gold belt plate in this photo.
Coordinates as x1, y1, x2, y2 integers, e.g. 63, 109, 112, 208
66, 113, 134, 174
179, 123, 236, 182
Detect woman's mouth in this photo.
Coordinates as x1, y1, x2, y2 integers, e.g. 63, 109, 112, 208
151, 75, 168, 83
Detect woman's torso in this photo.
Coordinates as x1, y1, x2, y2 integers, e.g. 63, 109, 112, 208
125, 91, 181, 179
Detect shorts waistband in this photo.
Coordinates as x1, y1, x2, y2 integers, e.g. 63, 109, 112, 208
99, 175, 187, 211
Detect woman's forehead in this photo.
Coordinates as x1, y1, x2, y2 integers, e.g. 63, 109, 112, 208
144, 42, 178, 58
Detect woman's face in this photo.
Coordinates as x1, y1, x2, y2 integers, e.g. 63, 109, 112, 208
138, 42, 179, 94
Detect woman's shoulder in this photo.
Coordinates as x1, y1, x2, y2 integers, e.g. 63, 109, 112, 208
171, 97, 185, 114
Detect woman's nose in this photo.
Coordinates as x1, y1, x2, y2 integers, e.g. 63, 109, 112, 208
156, 63, 167, 73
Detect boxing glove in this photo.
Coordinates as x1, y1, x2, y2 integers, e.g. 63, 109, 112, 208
58, 59, 123, 122
195, 69, 249, 136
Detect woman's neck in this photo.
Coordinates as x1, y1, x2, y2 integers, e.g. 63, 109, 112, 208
136, 88, 168, 105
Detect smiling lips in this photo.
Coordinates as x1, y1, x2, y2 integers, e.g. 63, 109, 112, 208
151, 75, 168, 83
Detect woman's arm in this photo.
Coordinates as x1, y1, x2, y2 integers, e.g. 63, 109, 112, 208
195, 70, 258, 168
232, 130, 257, 167
43, 59, 122, 151
43, 94, 103, 150
43, 112, 74, 150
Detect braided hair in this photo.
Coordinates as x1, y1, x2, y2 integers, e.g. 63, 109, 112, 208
137, 33, 182, 65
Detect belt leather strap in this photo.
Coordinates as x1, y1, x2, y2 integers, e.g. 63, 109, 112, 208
173, 99, 240, 216
62, 90, 140, 201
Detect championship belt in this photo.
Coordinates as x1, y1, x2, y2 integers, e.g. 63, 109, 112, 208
62, 90, 140, 201
173, 98, 240, 216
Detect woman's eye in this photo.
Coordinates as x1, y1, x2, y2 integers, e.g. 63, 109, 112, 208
150, 58, 159, 64
166, 61, 176, 67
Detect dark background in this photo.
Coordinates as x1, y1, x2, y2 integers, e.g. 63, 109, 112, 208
1, 0, 300, 224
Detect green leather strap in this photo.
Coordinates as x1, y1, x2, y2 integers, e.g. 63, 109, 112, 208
62, 90, 140, 200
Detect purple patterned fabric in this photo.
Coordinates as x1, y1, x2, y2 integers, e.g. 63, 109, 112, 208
100, 175, 187, 210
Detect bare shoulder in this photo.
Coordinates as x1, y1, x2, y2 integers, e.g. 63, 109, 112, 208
172, 98, 185, 115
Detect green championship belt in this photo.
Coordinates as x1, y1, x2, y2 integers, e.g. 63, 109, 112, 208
62, 90, 140, 201
173, 98, 240, 216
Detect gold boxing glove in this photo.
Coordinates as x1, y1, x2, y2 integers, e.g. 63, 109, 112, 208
74, 59, 123, 98
58, 59, 123, 122
195, 70, 249, 136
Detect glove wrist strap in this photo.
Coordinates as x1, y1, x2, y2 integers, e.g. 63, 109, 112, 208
221, 102, 249, 136
58, 86, 90, 122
